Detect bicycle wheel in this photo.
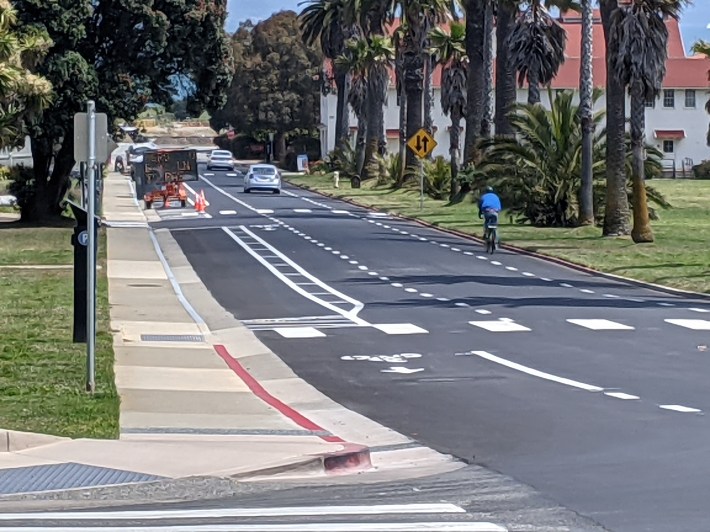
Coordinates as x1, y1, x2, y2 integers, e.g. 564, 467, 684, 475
489, 229, 497, 254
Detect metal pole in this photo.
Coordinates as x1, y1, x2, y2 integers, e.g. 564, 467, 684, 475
419, 163, 424, 210
86, 101, 96, 394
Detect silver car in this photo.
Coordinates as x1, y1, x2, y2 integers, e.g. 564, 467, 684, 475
207, 149, 235, 171
244, 164, 281, 194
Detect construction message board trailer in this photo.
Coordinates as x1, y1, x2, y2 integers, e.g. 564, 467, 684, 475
131, 148, 198, 209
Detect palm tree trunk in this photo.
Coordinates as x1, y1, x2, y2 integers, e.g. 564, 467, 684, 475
364, 72, 387, 179
600, 0, 631, 236
449, 110, 461, 201
356, 115, 367, 177
398, 92, 407, 179
630, 88, 653, 243
334, 69, 350, 150
463, 0, 486, 164
404, 41, 425, 177
578, 0, 594, 225
527, 70, 541, 105
495, 0, 517, 137
424, 56, 434, 136
481, 0, 494, 138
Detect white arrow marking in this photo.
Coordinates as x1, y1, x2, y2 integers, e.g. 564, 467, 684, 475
381, 367, 425, 374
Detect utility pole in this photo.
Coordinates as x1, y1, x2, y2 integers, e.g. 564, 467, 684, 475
86, 101, 97, 394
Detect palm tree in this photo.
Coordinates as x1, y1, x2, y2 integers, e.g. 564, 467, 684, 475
495, 0, 518, 137
507, 0, 570, 105
0, 1, 52, 148
336, 43, 369, 175
299, 0, 353, 151
692, 40, 710, 145
463, 0, 486, 165
399, 0, 451, 176
344, 35, 395, 179
430, 21, 467, 200
578, 0, 594, 225
608, 0, 689, 243
599, 0, 629, 236
481, 0, 494, 138
393, 25, 407, 173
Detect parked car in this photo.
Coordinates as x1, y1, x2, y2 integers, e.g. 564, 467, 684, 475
207, 149, 235, 171
243, 164, 281, 194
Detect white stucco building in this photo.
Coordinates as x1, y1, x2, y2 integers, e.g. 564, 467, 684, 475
320, 11, 710, 177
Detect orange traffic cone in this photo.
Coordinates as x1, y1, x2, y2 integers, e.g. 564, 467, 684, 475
195, 191, 205, 213
200, 190, 208, 208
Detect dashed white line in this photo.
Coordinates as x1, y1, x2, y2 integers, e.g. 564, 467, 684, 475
475, 310, 492, 315
665, 319, 710, 330
420, 293, 434, 298
294, 209, 312, 213
440, 243, 450, 248
659, 405, 702, 413
580, 289, 595, 294
368, 272, 379, 276
505, 267, 518, 272
419, 237, 428, 241
437, 297, 450, 302
605, 392, 640, 400
219, 210, 238, 215
540, 277, 552, 282
522, 272, 536, 277
471, 351, 604, 392
451, 247, 461, 252
490, 261, 502, 266
560, 283, 574, 288
603, 294, 620, 299
405, 288, 418, 293
476, 256, 487, 260
689, 308, 710, 313
391, 283, 404, 288
358, 265, 369, 271
379, 276, 390, 281
658, 302, 676, 307
455, 302, 470, 308
349, 260, 359, 265
464, 252, 474, 256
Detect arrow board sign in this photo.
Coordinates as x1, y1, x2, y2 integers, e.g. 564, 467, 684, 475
406, 128, 437, 159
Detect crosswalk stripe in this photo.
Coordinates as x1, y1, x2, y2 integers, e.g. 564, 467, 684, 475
0, 524, 507, 531
0, 504, 465, 521
566, 319, 634, 331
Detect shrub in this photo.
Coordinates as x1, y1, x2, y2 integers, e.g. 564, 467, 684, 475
7, 165, 35, 212
327, 144, 360, 178
692, 160, 710, 179
423, 156, 451, 200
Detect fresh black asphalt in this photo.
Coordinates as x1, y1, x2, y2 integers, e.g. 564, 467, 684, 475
156, 167, 710, 532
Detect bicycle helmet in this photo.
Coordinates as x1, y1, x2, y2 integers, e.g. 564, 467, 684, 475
485, 186, 494, 193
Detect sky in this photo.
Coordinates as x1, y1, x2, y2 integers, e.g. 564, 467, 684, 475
226, 0, 710, 53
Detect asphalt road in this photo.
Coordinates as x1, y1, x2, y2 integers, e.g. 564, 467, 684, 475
152, 166, 710, 532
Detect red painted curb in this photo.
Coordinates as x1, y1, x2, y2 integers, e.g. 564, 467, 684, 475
286, 180, 710, 300
213, 344, 345, 443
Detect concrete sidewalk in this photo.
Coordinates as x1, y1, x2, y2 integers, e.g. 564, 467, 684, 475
0, 171, 460, 502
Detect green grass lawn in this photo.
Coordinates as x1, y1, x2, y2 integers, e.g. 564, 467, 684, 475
287, 174, 710, 294
0, 224, 119, 439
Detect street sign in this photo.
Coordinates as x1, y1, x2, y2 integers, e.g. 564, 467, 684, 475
78, 231, 88, 247
74, 112, 109, 162
407, 128, 437, 159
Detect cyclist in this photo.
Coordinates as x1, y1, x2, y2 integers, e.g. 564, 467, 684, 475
478, 185, 502, 243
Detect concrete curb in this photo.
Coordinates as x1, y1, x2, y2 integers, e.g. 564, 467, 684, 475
286, 180, 710, 301
0, 429, 69, 453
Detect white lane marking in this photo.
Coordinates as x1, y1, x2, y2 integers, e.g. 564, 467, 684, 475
505, 266, 518, 272
332, 209, 350, 214
476, 255, 487, 260
405, 288, 418, 293
469, 320, 531, 332
419, 237, 428, 241
358, 265, 368, 270
317, 243, 325, 247
522, 272, 536, 277
294, 208, 312, 213
374, 323, 429, 335
381, 367, 425, 374
181, 212, 199, 218
368, 212, 390, 218
341, 255, 350, 259
451, 247, 461, 252
659, 404, 702, 413
540, 277, 552, 282
464, 251, 474, 256
472, 351, 604, 392
379, 276, 390, 281
226, 172, 238, 177
475, 309, 492, 315
580, 289, 595, 294
490, 261, 502, 266
203, 172, 215, 176
400, 230, 409, 235
626, 297, 644, 303
282, 190, 299, 197
256, 209, 273, 214
0, 526, 507, 532
665, 319, 710, 330
223, 227, 367, 325
689, 308, 710, 313
383, 225, 391, 229
658, 302, 676, 307
332, 251, 341, 255
391, 283, 404, 288
455, 302, 470, 307
560, 283, 574, 288
566, 319, 634, 331
420, 293, 434, 298
437, 297, 450, 302
368, 272, 379, 276
605, 392, 640, 400
440, 243, 450, 248
324, 247, 332, 251
349, 260, 359, 265
274, 327, 326, 338
0, 504, 468, 521
603, 294, 620, 299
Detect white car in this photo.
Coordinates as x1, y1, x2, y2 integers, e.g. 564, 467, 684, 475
126, 142, 158, 165
243, 164, 281, 194
207, 150, 235, 171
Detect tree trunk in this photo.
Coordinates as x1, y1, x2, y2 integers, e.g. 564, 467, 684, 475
424, 56, 434, 150
24, 136, 52, 222
334, 69, 350, 150
449, 110, 461, 201
364, 75, 386, 180
495, 0, 517, 137
276, 132, 287, 165
47, 138, 76, 216
600, 0, 631, 236
356, 114, 367, 177
481, 0, 494, 138
578, 0, 595, 225
630, 88, 653, 243
404, 43, 425, 178
527, 70, 541, 105
398, 91, 407, 181
463, 0, 486, 166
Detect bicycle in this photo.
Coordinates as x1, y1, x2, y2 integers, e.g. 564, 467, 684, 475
483, 212, 499, 254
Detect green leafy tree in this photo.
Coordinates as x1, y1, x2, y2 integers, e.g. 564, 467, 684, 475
13, 0, 233, 221
692, 40, 710, 145
0, 0, 52, 148
213, 12, 323, 162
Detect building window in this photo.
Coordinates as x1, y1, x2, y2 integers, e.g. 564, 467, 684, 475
663, 89, 675, 108
663, 140, 674, 153
645, 97, 655, 108
685, 89, 696, 108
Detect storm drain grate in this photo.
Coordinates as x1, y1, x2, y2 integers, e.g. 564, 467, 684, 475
0, 463, 164, 495
140, 334, 205, 343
